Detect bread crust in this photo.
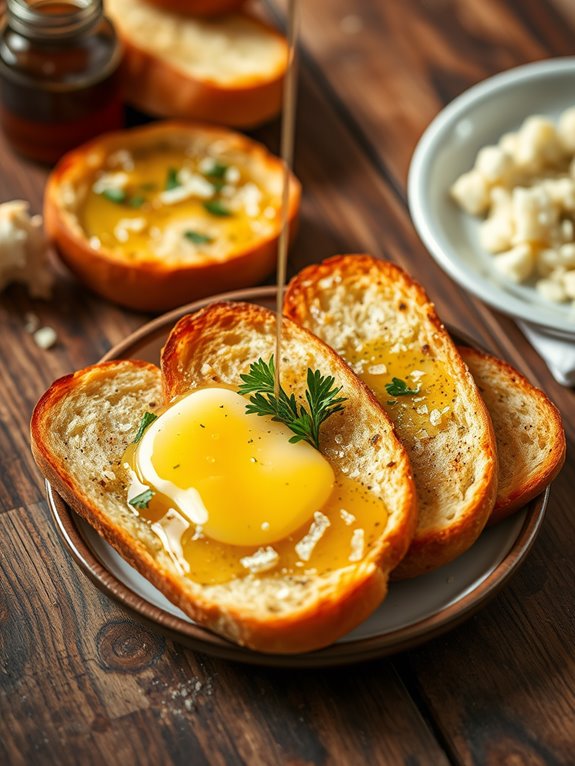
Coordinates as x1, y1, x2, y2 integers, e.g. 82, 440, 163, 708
105, 1, 287, 126
31, 305, 417, 653
43, 121, 300, 312
143, 0, 248, 16
284, 254, 499, 579
459, 346, 566, 524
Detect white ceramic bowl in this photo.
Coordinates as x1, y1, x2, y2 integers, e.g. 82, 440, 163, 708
408, 57, 575, 339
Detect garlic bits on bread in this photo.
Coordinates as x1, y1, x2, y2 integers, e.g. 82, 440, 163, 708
104, 0, 287, 126
31, 302, 417, 654
44, 122, 300, 312
284, 255, 499, 580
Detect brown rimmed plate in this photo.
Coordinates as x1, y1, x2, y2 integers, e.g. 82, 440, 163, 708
45, 286, 548, 667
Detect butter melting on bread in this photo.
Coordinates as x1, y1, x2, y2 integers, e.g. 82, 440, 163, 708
31, 303, 417, 654
284, 255, 499, 579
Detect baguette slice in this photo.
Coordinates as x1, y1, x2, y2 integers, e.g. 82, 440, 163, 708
284, 255, 498, 580
44, 121, 300, 312
458, 346, 565, 524
32, 304, 417, 654
105, 0, 287, 127
143, 0, 248, 16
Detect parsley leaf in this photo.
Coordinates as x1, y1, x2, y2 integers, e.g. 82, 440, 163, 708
129, 194, 145, 208
133, 411, 158, 443
129, 488, 154, 510
204, 161, 228, 179
101, 188, 126, 204
184, 230, 213, 244
384, 377, 420, 397
238, 356, 347, 450
203, 200, 232, 217
165, 167, 180, 190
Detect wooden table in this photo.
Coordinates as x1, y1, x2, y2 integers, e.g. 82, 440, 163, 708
1, 1, 574, 763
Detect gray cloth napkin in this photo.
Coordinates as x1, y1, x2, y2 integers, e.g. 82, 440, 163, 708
518, 321, 575, 386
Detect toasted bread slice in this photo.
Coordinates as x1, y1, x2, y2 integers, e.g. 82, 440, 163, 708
105, 0, 287, 126
32, 304, 416, 654
143, 0, 248, 16
284, 255, 498, 580
44, 121, 300, 312
458, 346, 565, 523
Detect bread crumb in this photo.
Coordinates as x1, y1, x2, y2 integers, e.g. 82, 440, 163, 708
33, 326, 57, 349
24, 312, 40, 333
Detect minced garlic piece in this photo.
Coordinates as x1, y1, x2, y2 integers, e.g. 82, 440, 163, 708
240, 546, 279, 574
295, 512, 330, 562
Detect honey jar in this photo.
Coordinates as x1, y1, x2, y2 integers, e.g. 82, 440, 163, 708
0, 0, 123, 163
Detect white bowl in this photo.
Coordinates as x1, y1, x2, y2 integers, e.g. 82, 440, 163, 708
408, 57, 575, 339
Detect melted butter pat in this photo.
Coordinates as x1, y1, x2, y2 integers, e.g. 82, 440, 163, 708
135, 388, 334, 546
126, 388, 387, 585
344, 338, 457, 444
79, 146, 280, 263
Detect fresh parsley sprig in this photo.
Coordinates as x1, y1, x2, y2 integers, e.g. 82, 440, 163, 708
238, 356, 347, 450
385, 377, 420, 397
129, 488, 154, 510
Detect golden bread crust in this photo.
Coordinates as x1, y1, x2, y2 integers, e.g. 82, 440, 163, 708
105, 1, 287, 126
284, 254, 499, 579
459, 346, 566, 523
43, 122, 300, 312
143, 0, 248, 16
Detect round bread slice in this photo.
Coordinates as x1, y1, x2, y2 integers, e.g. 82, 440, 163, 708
459, 346, 565, 523
284, 254, 499, 580
104, 0, 287, 126
31, 305, 416, 654
44, 122, 300, 312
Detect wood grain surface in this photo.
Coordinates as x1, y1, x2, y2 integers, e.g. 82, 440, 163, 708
1, 0, 574, 764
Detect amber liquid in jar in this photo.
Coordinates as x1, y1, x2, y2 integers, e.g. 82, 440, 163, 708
0, 0, 123, 163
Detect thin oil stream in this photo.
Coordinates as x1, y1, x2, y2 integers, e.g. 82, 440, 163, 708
274, 0, 299, 395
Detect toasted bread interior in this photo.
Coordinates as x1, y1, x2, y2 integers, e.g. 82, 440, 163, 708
284, 255, 498, 579
459, 346, 566, 523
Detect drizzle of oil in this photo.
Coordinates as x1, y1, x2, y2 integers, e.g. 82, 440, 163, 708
343, 338, 458, 447
275, 0, 299, 394
129, 468, 387, 585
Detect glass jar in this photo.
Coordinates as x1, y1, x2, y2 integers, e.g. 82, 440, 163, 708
0, 0, 123, 163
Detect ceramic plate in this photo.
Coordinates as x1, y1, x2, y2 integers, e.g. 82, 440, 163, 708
408, 57, 575, 339
46, 287, 548, 667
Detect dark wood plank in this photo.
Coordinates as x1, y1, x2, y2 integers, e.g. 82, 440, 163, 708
1, 504, 450, 765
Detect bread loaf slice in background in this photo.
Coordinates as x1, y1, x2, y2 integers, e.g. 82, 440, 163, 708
284, 254, 498, 580
105, 0, 287, 126
32, 303, 417, 654
459, 346, 565, 524
143, 0, 248, 16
